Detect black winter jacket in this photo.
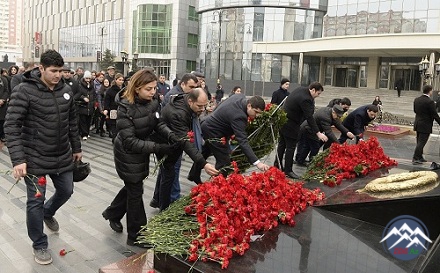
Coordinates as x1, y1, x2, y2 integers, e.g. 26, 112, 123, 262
74, 78, 96, 116
161, 94, 207, 167
4, 68, 81, 176
113, 91, 172, 182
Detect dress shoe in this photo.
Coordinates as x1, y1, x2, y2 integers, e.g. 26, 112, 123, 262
127, 238, 153, 249
149, 198, 159, 209
102, 210, 123, 233
412, 159, 423, 165
420, 158, 427, 162
285, 171, 300, 180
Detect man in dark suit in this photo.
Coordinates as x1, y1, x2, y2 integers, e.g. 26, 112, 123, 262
412, 85, 440, 164
338, 104, 378, 144
296, 105, 354, 166
275, 82, 328, 179
189, 94, 270, 183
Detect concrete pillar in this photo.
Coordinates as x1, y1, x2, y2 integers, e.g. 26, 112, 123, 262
298, 53, 304, 85
367, 56, 380, 88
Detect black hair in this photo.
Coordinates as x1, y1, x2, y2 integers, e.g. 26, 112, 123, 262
40, 49, 64, 68
423, 85, 433, 94
180, 73, 198, 85
247, 96, 265, 111
340, 97, 351, 106
367, 105, 379, 112
309, 81, 323, 92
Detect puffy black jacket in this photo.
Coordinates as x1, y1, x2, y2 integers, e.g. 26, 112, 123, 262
4, 68, 81, 176
161, 94, 207, 167
74, 78, 96, 116
113, 91, 172, 182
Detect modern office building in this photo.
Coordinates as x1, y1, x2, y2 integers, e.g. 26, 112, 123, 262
198, 0, 440, 92
21, 0, 198, 78
0, 0, 23, 64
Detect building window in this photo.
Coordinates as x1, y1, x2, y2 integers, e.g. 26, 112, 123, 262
186, 60, 196, 72
134, 4, 172, 54
187, 33, 198, 48
188, 5, 198, 21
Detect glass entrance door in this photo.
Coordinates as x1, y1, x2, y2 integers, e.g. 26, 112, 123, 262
335, 67, 358, 87
393, 68, 421, 91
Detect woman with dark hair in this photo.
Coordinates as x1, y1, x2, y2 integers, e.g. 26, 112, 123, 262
102, 69, 177, 247
230, 86, 242, 96
103, 73, 124, 140
97, 78, 111, 136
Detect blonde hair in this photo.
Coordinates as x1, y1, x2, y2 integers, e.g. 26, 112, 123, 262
122, 69, 157, 104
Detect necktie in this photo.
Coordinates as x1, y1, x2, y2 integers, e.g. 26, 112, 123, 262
192, 114, 203, 151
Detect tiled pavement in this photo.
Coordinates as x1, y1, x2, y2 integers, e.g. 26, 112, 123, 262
1, 87, 439, 273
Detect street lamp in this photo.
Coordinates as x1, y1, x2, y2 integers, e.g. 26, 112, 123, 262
241, 23, 253, 93
121, 50, 128, 76
212, 10, 228, 86
132, 52, 139, 72
419, 55, 440, 89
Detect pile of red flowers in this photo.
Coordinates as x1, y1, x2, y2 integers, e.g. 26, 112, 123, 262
303, 137, 397, 187
184, 163, 324, 268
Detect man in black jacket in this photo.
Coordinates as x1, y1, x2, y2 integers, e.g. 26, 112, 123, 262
152, 89, 218, 210
271, 78, 290, 105
339, 104, 378, 144
189, 94, 270, 183
412, 85, 440, 164
4, 50, 82, 265
296, 105, 354, 166
275, 82, 327, 179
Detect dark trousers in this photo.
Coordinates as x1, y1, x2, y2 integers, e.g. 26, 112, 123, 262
413, 132, 430, 160
276, 128, 298, 173
296, 134, 322, 164
153, 154, 182, 204
78, 114, 92, 137
188, 141, 229, 183
397, 88, 402, 97
105, 181, 146, 241
26, 171, 74, 249
152, 152, 182, 211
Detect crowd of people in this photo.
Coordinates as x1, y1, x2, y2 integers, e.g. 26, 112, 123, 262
1, 49, 439, 266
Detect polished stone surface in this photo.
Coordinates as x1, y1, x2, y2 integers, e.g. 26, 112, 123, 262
154, 165, 440, 273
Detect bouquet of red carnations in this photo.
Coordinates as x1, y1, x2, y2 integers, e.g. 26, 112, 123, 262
303, 137, 397, 187
138, 165, 324, 269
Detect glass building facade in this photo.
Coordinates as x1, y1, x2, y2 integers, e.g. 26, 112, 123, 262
321, 0, 440, 90
198, 0, 327, 85
198, 0, 440, 91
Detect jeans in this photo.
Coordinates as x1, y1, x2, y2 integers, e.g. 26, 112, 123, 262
106, 181, 146, 241
26, 171, 74, 249
170, 155, 182, 202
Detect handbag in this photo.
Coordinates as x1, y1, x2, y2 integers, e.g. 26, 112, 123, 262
109, 110, 117, 119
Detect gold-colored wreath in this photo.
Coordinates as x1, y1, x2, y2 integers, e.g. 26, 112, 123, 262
357, 171, 439, 198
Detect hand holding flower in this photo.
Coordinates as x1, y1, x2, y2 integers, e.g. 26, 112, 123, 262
203, 163, 219, 176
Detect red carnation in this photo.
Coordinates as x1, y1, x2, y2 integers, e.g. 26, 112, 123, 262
38, 177, 47, 186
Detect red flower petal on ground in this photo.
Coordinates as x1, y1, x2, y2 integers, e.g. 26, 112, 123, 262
59, 249, 66, 256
